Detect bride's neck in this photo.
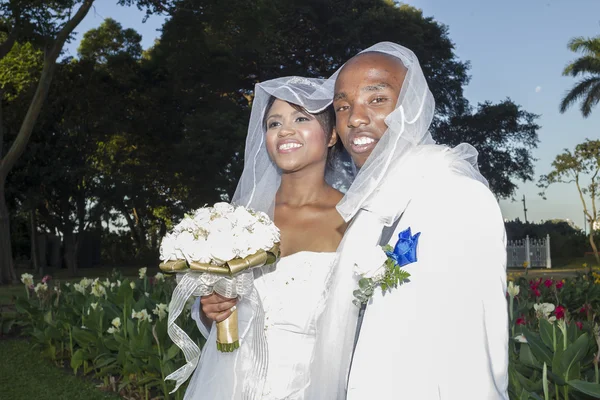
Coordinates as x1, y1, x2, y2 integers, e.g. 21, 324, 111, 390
277, 164, 330, 207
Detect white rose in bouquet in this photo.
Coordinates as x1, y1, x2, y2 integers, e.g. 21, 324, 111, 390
174, 216, 197, 234
231, 206, 258, 228
160, 233, 182, 261
208, 231, 237, 265
213, 202, 235, 215
193, 208, 211, 226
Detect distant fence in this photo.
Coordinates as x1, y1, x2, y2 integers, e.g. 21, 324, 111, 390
507, 234, 551, 269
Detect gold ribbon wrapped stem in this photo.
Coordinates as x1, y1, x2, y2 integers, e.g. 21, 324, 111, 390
159, 259, 188, 273
216, 308, 240, 352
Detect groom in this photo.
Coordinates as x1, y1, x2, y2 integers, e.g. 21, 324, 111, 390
331, 44, 509, 399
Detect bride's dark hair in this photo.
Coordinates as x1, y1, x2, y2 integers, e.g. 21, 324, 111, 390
263, 96, 341, 164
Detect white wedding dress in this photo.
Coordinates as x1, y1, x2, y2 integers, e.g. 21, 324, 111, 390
188, 251, 336, 400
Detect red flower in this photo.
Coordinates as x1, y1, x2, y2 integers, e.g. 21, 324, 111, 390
556, 281, 564, 290
580, 304, 591, 314
516, 316, 526, 326
544, 279, 553, 288
576, 321, 583, 330
530, 278, 543, 290
555, 305, 566, 320
534, 288, 541, 297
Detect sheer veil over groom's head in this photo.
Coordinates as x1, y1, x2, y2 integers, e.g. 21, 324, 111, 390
309, 42, 486, 224
307, 42, 487, 400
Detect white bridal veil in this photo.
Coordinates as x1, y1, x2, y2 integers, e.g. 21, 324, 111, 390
187, 76, 352, 400
306, 42, 489, 399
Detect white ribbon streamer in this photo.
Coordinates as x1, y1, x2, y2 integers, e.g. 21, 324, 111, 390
165, 270, 261, 393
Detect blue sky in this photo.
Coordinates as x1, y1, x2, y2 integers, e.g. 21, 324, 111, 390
64, 1, 600, 229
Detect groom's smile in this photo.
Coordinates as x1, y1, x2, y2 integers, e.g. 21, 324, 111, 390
333, 52, 407, 168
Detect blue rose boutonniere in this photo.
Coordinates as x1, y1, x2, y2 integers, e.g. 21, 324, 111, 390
386, 227, 420, 267
353, 227, 420, 306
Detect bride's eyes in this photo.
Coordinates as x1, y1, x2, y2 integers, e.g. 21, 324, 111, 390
268, 121, 281, 129
295, 116, 310, 123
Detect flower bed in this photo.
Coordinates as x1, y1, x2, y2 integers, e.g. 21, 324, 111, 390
508, 270, 600, 399
12, 268, 202, 399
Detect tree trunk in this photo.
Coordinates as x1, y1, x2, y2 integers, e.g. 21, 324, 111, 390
120, 206, 143, 250
0, 0, 94, 284
590, 229, 600, 266
0, 179, 16, 284
30, 209, 40, 274
63, 231, 78, 277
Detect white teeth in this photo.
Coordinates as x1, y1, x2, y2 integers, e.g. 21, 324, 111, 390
278, 142, 303, 150
353, 137, 375, 146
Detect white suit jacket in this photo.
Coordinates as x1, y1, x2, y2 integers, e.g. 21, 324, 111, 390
347, 150, 509, 399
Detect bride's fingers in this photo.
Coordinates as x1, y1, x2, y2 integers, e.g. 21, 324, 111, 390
201, 298, 237, 316
213, 307, 235, 323
200, 293, 238, 305
205, 305, 236, 322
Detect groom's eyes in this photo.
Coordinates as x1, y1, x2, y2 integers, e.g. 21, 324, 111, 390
370, 96, 388, 104
334, 104, 349, 112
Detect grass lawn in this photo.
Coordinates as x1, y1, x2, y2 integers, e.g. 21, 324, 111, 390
0, 339, 121, 400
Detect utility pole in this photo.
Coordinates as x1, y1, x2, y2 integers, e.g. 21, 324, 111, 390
522, 194, 528, 223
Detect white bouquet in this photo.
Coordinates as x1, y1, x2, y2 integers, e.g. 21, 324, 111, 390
160, 202, 280, 269
160, 202, 280, 392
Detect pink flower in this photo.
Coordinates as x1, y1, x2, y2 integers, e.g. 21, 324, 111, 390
516, 316, 526, 326
555, 305, 566, 320
556, 281, 564, 290
534, 288, 541, 297
576, 321, 583, 330
544, 279, 553, 288
41, 275, 52, 284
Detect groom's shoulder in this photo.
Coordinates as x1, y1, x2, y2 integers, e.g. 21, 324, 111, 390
420, 172, 502, 223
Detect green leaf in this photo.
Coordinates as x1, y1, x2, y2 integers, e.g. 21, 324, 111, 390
520, 344, 541, 368
164, 343, 180, 362
72, 327, 97, 347
523, 327, 553, 366
552, 342, 565, 378
516, 370, 543, 392
568, 380, 600, 398
561, 333, 589, 378
71, 348, 88, 372
539, 319, 554, 349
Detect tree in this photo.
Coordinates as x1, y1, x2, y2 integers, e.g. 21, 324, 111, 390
538, 139, 600, 265
0, 1, 174, 282
151, 0, 536, 200
433, 99, 540, 199
560, 35, 600, 118
0, 0, 94, 284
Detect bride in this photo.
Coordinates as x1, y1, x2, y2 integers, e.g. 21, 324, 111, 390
185, 76, 353, 399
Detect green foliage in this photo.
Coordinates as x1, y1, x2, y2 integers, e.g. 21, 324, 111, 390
560, 35, 600, 118
78, 18, 143, 62
433, 99, 540, 199
508, 275, 600, 399
538, 139, 600, 265
5, 0, 542, 271
0, 39, 42, 100
13, 270, 203, 398
505, 219, 590, 259
353, 245, 411, 306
